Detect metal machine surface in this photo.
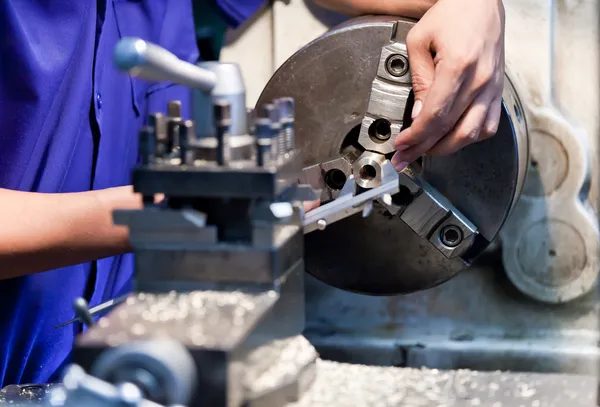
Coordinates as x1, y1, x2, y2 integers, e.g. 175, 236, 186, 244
257, 16, 529, 295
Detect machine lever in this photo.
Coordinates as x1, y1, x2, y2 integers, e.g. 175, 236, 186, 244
114, 37, 217, 92
54, 295, 129, 329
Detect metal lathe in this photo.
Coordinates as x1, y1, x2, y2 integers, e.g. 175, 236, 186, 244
2, 16, 597, 407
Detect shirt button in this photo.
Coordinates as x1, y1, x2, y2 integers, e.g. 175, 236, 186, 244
96, 92, 102, 109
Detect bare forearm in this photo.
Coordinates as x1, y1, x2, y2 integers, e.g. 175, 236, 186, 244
0, 186, 141, 279
313, 0, 436, 19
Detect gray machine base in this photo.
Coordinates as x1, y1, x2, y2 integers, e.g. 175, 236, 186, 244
1, 362, 595, 407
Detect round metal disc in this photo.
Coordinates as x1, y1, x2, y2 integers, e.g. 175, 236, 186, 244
257, 16, 528, 295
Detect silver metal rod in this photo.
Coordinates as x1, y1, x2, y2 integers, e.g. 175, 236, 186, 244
179, 120, 194, 165
54, 295, 129, 329
114, 37, 217, 92
214, 101, 232, 166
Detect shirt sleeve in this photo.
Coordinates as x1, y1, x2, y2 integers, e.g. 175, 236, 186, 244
214, 0, 266, 27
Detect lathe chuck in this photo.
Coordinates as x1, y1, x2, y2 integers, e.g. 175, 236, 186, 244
257, 16, 529, 295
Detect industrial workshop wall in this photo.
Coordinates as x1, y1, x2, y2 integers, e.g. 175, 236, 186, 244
220, 0, 600, 373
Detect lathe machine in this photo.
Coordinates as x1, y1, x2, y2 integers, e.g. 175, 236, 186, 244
1, 16, 597, 407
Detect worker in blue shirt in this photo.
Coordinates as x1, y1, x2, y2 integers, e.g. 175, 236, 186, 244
0, 0, 505, 386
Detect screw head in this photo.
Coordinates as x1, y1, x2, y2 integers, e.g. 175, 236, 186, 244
317, 219, 327, 230
440, 225, 463, 248
385, 54, 409, 77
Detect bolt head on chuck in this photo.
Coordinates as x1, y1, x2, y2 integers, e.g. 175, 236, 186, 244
440, 225, 463, 248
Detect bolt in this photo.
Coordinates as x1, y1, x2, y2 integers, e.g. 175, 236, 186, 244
440, 225, 463, 248
369, 118, 392, 142
317, 219, 327, 230
276, 97, 295, 153
148, 113, 166, 157
138, 126, 156, 165
261, 104, 281, 159
214, 101, 232, 166
167, 100, 182, 119
385, 54, 409, 77
179, 120, 194, 165
255, 117, 274, 166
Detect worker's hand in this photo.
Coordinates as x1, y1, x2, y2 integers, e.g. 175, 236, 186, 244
391, 0, 506, 171
303, 200, 321, 212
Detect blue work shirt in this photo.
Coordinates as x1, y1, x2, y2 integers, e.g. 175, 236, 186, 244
0, 0, 263, 387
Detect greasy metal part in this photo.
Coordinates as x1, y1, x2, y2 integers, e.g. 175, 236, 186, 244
257, 16, 529, 295
113, 38, 217, 92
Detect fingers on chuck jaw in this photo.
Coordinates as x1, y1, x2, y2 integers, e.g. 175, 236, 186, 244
427, 128, 479, 157
482, 97, 503, 139
303, 200, 321, 212
391, 153, 409, 171
481, 122, 498, 139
